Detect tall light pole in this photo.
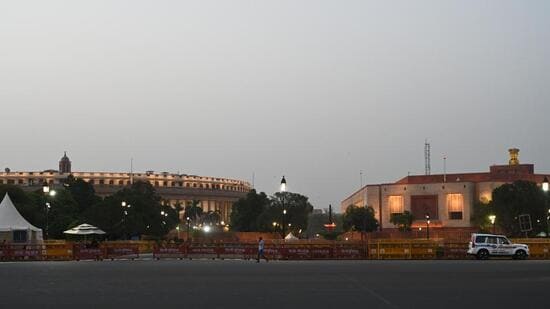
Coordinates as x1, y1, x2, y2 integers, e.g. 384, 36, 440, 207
43, 182, 56, 240
425, 213, 430, 240
489, 215, 496, 234
186, 216, 191, 242
543, 177, 549, 237
280, 176, 287, 238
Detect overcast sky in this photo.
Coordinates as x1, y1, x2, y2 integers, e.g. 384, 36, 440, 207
1, 1, 549, 210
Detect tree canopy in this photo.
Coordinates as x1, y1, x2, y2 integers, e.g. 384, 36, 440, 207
0, 180, 179, 240
229, 190, 314, 236
489, 180, 548, 237
342, 205, 379, 232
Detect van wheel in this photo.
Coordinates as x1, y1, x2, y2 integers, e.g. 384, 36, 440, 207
514, 250, 527, 260
476, 249, 489, 260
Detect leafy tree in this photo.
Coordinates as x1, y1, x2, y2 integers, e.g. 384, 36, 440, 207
390, 211, 414, 231
203, 210, 222, 225
229, 190, 270, 232
0, 184, 80, 238
84, 181, 178, 239
65, 175, 101, 214
343, 205, 379, 232
261, 192, 314, 234
491, 181, 547, 237
470, 201, 494, 232
184, 200, 204, 223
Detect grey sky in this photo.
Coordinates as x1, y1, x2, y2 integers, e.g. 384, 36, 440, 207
1, 1, 549, 210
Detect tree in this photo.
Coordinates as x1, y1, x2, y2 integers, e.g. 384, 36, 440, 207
229, 190, 270, 232
65, 175, 101, 214
0, 184, 81, 238
184, 200, 204, 224
84, 181, 178, 239
490, 181, 547, 237
263, 192, 314, 235
343, 205, 379, 232
390, 211, 414, 231
470, 201, 494, 232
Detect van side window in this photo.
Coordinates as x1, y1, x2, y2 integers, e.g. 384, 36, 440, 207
487, 237, 497, 244
475, 236, 486, 243
498, 238, 510, 245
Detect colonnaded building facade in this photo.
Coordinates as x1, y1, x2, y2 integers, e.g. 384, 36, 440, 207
0, 153, 251, 222
341, 149, 550, 231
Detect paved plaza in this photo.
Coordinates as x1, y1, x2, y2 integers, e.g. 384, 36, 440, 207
1, 259, 549, 308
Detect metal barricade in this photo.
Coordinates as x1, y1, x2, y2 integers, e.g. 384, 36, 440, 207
153, 245, 186, 260
103, 244, 139, 261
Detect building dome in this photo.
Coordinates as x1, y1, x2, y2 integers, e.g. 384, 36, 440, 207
59, 152, 72, 174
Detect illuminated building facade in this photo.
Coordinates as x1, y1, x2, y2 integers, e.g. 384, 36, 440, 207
0, 153, 251, 223
341, 149, 550, 230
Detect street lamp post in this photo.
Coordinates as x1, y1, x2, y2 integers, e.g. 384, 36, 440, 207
186, 217, 191, 242
543, 177, 549, 237
280, 176, 287, 238
425, 213, 430, 240
121, 201, 132, 239
42, 183, 56, 240
489, 215, 496, 234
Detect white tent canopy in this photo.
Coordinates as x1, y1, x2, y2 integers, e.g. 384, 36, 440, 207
284, 232, 299, 242
0, 193, 43, 243
64, 223, 106, 235
0, 193, 42, 232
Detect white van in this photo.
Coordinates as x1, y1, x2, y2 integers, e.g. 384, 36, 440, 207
467, 233, 529, 260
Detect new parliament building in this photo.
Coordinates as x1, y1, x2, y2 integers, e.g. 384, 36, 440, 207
341, 149, 550, 231
0, 153, 251, 222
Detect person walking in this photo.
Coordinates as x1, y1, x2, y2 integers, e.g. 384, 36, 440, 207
257, 237, 268, 263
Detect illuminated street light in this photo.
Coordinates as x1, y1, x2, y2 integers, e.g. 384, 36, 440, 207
280, 176, 287, 238
43, 183, 55, 240
425, 213, 430, 240
489, 215, 496, 234
543, 177, 549, 237
203, 225, 211, 233
280, 176, 287, 192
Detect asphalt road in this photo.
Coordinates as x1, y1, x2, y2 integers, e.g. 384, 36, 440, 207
1, 259, 549, 309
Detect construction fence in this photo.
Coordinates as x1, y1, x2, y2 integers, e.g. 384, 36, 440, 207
2, 239, 550, 261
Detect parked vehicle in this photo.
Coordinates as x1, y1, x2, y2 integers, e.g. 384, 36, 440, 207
467, 233, 529, 260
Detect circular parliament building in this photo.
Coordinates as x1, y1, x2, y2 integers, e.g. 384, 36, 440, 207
0, 153, 251, 223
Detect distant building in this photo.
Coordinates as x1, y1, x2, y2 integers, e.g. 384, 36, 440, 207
0, 153, 251, 222
341, 149, 550, 230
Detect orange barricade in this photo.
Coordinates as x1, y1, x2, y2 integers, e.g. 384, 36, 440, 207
103, 244, 139, 260
153, 245, 186, 260
283, 246, 312, 260
44, 243, 73, 261
334, 245, 365, 259
0, 245, 9, 260
309, 246, 334, 259
9, 245, 43, 260
74, 244, 104, 261
443, 242, 469, 260
218, 244, 247, 260
187, 244, 218, 260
